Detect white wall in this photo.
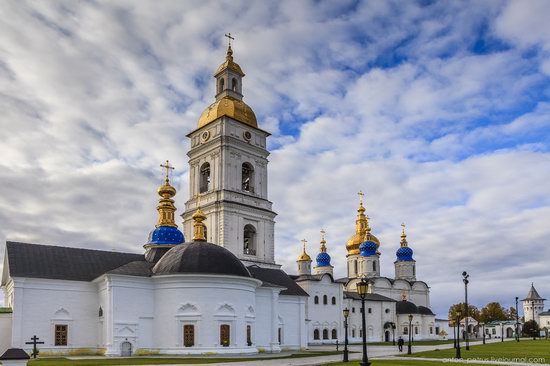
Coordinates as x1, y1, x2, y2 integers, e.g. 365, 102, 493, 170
0, 312, 12, 354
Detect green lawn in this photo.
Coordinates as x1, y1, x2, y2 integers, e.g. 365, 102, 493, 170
365, 340, 455, 346
328, 361, 488, 366
25, 351, 343, 366
410, 339, 550, 363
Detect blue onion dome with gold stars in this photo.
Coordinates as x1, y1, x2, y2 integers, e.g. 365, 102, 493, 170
316, 230, 331, 267
396, 224, 414, 261
147, 161, 185, 245
360, 240, 377, 257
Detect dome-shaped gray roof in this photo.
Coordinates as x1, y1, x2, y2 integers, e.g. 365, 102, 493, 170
152, 241, 251, 278
418, 305, 435, 315
396, 300, 419, 314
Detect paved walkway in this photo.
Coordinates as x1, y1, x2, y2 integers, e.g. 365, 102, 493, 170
121, 339, 525, 366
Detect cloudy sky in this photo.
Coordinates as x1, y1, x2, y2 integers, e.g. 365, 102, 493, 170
1, 0, 550, 316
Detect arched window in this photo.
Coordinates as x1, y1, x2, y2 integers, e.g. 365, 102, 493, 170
184, 325, 194, 347
373, 261, 377, 271
220, 324, 230, 347
332, 296, 336, 305
368, 308, 372, 314
403, 326, 409, 335
332, 329, 337, 339
242, 163, 254, 193
352, 328, 356, 337
218, 78, 225, 94
243, 224, 256, 255
313, 329, 320, 340
415, 326, 418, 335
354, 260, 358, 274
232, 77, 238, 92
314, 296, 319, 304
413, 265, 416, 276
323, 295, 328, 305
200, 162, 211, 193
322, 329, 329, 340
429, 326, 433, 334
278, 328, 282, 344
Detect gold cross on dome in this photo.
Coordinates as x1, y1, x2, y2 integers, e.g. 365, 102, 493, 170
225, 32, 235, 47
301, 239, 307, 250
358, 190, 364, 205
320, 229, 326, 241
160, 160, 174, 181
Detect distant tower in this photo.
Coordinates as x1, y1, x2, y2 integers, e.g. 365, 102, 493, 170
314, 230, 333, 276
182, 39, 277, 267
296, 239, 312, 276
522, 283, 546, 323
394, 223, 416, 281
144, 160, 185, 263
346, 192, 381, 279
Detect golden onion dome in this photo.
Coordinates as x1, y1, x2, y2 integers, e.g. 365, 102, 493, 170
157, 182, 176, 198
297, 251, 312, 261
198, 96, 257, 129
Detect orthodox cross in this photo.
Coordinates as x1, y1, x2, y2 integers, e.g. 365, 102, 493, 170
320, 229, 326, 241
224, 32, 235, 47
196, 193, 202, 209
160, 160, 174, 182
25, 335, 44, 359
358, 190, 364, 205
301, 238, 307, 251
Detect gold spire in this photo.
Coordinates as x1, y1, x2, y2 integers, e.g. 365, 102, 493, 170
297, 239, 311, 261
320, 229, 327, 253
192, 194, 207, 241
400, 223, 408, 247
346, 191, 380, 255
155, 160, 178, 228
215, 33, 244, 77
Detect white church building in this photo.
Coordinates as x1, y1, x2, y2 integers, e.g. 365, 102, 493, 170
1, 43, 439, 357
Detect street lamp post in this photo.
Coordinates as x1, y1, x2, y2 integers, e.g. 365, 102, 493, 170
500, 322, 504, 342
407, 314, 413, 355
532, 300, 536, 340
515, 296, 520, 342
357, 278, 371, 366
455, 311, 462, 359
462, 271, 470, 350
343, 308, 349, 363
453, 320, 457, 348
480, 322, 485, 344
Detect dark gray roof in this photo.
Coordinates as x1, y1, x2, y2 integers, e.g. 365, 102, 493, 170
153, 241, 251, 278
396, 300, 419, 314
107, 261, 153, 277
523, 283, 546, 301
5, 241, 145, 282
418, 305, 435, 315
335, 276, 428, 288
343, 291, 396, 302
0, 348, 30, 360
248, 266, 309, 297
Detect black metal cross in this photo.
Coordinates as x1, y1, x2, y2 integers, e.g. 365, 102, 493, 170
25, 335, 44, 359
225, 32, 235, 47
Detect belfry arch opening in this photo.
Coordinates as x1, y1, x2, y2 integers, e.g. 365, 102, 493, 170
242, 163, 254, 193
232, 78, 238, 92
218, 78, 225, 94
200, 162, 211, 193
243, 224, 256, 255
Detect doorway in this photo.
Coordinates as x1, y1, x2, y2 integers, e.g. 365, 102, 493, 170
121, 341, 132, 356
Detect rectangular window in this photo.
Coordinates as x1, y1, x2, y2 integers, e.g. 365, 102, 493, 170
247, 325, 252, 346
55, 324, 68, 346
184, 325, 194, 347
220, 324, 230, 347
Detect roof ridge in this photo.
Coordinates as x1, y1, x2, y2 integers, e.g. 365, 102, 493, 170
6, 241, 140, 256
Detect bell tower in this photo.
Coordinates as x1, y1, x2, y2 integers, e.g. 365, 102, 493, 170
182, 38, 277, 267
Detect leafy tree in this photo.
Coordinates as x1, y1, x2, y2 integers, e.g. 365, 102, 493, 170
508, 306, 518, 320
522, 320, 540, 337
448, 303, 480, 321
479, 302, 508, 323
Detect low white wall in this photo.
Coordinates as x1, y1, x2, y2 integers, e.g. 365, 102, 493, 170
0, 311, 13, 354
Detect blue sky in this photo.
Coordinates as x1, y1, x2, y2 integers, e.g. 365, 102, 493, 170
1, 0, 550, 317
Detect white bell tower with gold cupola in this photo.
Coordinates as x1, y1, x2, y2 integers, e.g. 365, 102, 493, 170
182, 38, 277, 267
